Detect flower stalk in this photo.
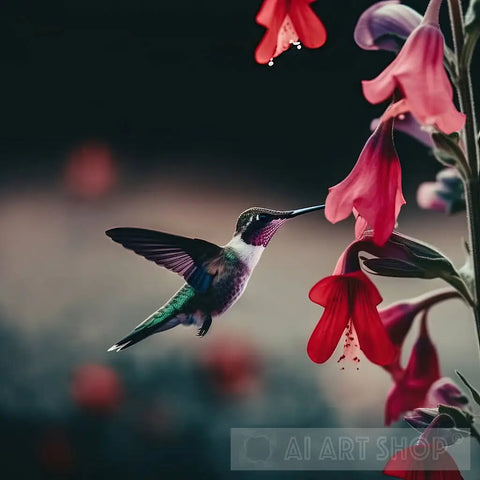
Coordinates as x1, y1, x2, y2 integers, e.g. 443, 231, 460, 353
447, 0, 480, 351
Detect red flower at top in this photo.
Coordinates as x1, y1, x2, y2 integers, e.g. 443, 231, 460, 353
308, 270, 395, 366
255, 0, 327, 65
325, 115, 405, 246
362, 0, 465, 134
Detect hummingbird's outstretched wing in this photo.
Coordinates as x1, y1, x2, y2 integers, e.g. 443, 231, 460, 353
105, 227, 222, 293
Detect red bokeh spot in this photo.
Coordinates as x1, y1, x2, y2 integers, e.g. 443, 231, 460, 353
70, 364, 124, 415
199, 335, 262, 398
64, 142, 118, 199
37, 428, 75, 475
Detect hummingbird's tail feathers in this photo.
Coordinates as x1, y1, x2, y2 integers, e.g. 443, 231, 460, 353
107, 314, 180, 352
108, 286, 197, 352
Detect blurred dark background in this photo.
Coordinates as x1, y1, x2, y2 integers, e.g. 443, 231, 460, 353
0, 0, 456, 198
0, 0, 479, 479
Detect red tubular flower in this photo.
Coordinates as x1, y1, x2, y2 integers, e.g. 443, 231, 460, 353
254, 0, 327, 65
380, 301, 417, 381
362, 0, 465, 134
384, 445, 463, 479
384, 414, 464, 479
307, 270, 395, 366
325, 116, 405, 246
385, 312, 440, 425
380, 289, 459, 380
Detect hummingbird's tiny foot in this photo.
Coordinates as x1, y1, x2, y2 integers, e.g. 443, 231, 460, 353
197, 316, 212, 337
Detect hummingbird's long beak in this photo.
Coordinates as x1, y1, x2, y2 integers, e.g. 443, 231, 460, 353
286, 204, 325, 218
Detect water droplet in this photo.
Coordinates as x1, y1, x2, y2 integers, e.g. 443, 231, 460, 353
268, 59, 274, 67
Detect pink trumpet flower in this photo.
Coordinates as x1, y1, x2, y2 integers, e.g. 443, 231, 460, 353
362, 0, 465, 134
325, 115, 405, 246
254, 0, 327, 65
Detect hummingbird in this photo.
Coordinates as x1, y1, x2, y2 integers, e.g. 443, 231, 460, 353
106, 204, 324, 352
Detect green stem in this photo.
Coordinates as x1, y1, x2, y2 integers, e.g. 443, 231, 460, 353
448, 0, 480, 348
465, 181, 480, 345
448, 0, 480, 177
458, 70, 480, 177
471, 424, 480, 445
462, 29, 480, 68
447, 0, 465, 62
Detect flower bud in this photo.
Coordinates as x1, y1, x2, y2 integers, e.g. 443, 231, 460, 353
361, 232, 473, 306
417, 168, 465, 214
371, 113, 434, 148
354, 0, 422, 51
405, 407, 439, 429
426, 377, 469, 408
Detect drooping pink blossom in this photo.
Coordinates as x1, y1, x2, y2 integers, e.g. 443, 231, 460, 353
385, 313, 440, 425
254, 0, 327, 65
362, 0, 465, 134
325, 116, 405, 246
307, 270, 395, 366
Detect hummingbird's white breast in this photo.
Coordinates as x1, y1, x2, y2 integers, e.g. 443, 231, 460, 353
224, 234, 265, 271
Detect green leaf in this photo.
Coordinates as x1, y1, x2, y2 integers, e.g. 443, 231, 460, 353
379, 233, 475, 306
442, 274, 475, 307
438, 404, 474, 428
431, 132, 469, 175
464, 0, 480, 67
360, 257, 427, 278
465, 0, 480, 34
456, 370, 480, 406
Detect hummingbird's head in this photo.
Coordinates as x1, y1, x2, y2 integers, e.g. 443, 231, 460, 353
234, 205, 325, 247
